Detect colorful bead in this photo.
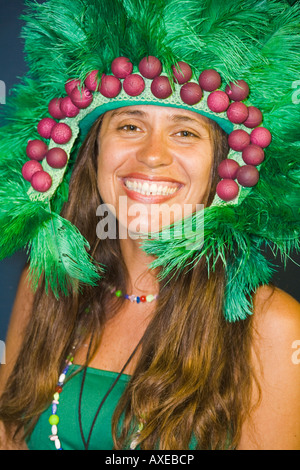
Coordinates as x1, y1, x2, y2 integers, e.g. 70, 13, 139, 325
84, 70, 100, 91
59, 373, 66, 383
22, 160, 43, 182
225, 80, 249, 101
139, 56, 162, 79
198, 69, 221, 91
180, 82, 203, 105
207, 90, 229, 113
243, 106, 263, 128
26, 140, 48, 161
37, 118, 57, 139
65, 79, 81, 96
218, 159, 240, 180
226, 102, 249, 124
46, 148, 68, 169
228, 129, 251, 152
123, 74, 145, 96
115, 290, 122, 297
60, 96, 80, 118
99, 75, 122, 98
250, 127, 272, 148
146, 294, 154, 302
237, 165, 260, 187
55, 439, 62, 450
70, 87, 93, 109
216, 179, 239, 201
31, 171, 52, 193
111, 57, 133, 79
172, 61, 192, 84
151, 76, 172, 99
49, 414, 59, 426
51, 425, 58, 435
48, 98, 66, 120
51, 123, 72, 145
242, 145, 265, 166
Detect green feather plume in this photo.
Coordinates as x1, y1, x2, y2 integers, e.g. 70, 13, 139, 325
0, 0, 299, 319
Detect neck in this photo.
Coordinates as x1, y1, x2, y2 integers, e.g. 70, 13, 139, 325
119, 236, 160, 295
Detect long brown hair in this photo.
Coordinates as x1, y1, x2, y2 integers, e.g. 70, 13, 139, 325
0, 111, 258, 450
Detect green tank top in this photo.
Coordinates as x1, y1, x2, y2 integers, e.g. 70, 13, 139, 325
26, 364, 202, 450
26, 364, 131, 450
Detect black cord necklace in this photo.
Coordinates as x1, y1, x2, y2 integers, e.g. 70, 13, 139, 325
78, 335, 143, 451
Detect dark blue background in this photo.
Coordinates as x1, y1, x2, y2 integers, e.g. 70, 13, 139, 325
0, 0, 299, 343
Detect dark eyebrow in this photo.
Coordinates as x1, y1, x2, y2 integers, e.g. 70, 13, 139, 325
169, 114, 210, 131
109, 109, 146, 119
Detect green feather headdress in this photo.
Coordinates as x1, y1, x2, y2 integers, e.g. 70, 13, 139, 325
0, 0, 299, 321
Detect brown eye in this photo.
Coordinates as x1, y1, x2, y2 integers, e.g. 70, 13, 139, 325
176, 130, 197, 138
122, 124, 138, 131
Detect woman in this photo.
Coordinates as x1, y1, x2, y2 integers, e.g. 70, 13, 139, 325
0, 0, 299, 450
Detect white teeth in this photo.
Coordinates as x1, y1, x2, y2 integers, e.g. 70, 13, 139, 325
124, 179, 179, 196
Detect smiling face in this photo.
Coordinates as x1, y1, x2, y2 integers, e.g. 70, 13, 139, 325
97, 105, 214, 236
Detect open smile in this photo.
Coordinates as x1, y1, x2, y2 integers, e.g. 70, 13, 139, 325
119, 177, 184, 203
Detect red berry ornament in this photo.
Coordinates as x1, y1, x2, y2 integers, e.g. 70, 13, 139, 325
99, 75, 122, 98
22, 160, 43, 182
180, 82, 203, 105
111, 57, 133, 79
70, 87, 93, 109
31, 171, 52, 192
250, 127, 272, 148
172, 62, 192, 84
216, 179, 239, 201
123, 74, 145, 96
48, 98, 66, 120
207, 91, 229, 113
139, 56, 162, 79
46, 148, 68, 169
226, 102, 249, 124
151, 76, 172, 99
218, 159, 240, 180
84, 70, 100, 91
37, 118, 57, 139
242, 145, 265, 166
225, 80, 249, 101
26, 140, 48, 161
243, 106, 263, 128
65, 79, 81, 96
198, 69, 221, 91
228, 130, 251, 151
237, 165, 259, 187
51, 123, 72, 145
60, 96, 80, 117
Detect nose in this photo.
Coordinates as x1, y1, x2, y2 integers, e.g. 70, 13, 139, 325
135, 130, 173, 168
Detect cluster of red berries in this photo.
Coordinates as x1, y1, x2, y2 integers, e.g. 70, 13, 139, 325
22, 55, 271, 201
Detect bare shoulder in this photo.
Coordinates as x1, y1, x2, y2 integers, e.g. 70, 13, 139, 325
252, 284, 300, 340
238, 285, 300, 450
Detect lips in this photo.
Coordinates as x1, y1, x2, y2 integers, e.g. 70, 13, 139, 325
118, 173, 184, 202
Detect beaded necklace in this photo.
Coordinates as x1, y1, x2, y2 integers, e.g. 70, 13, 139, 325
48, 339, 144, 450
48, 288, 153, 450
110, 286, 159, 304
